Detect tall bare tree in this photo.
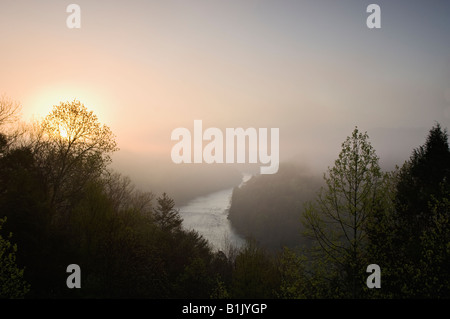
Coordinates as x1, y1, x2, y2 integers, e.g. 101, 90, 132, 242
0, 95, 21, 127
0, 95, 23, 153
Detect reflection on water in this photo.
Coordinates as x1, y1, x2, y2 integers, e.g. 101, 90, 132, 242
177, 174, 251, 251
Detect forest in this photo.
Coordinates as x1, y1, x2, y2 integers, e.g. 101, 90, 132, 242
1, 97, 449, 299
228, 163, 322, 250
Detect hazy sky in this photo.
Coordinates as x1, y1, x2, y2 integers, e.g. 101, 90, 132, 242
1, 1, 450, 197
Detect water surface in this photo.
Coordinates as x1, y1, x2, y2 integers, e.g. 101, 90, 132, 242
178, 174, 251, 251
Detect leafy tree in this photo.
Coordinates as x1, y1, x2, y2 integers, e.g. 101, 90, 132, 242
0, 217, 30, 298
176, 257, 213, 298
302, 127, 386, 298
416, 195, 450, 297
37, 99, 118, 211
168, 229, 214, 298
0, 137, 56, 298
395, 123, 450, 234
364, 169, 399, 298
378, 123, 450, 298
102, 170, 154, 215
277, 247, 309, 299
68, 181, 163, 298
231, 241, 279, 298
210, 276, 230, 299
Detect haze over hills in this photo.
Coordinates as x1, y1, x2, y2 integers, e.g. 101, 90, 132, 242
1, 0, 450, 301
111, 149, 244, 205
110, 124, 432, 207
226, 125, 437, 251
228, 162, 323, 251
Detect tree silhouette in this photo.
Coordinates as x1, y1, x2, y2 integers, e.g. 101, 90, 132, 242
37, 100, 118, 212
387, 123, 450, 297
154, 193, 183, 232
0, 95, 21, 127
396, 123, 450, 232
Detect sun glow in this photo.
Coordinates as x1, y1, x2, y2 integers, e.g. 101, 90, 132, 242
24, 84, 114, 125
59, 125, 69, 139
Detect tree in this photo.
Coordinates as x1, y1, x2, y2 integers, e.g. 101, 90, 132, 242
154, 193, 183, 232
384, 123, 450, 297
395, 123, 450, 234
417, 196, 450, 297
0, 217, 30, 298
231, 240, 279, 299
0, 134, 57, 297
364, 168, 399, 298
302, 127, 385, 298
102, 170, 154, 215
68, 181, 159, 298
0, 133, 7, 157
0, 95, 21, 127
277, 247, 309, 299
0, 96, 23, 152
37, 99, 118, 212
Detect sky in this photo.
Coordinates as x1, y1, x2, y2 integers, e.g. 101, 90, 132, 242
1, 0, 450, 201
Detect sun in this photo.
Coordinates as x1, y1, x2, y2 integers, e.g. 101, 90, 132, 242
23, 84, 113, 125
59, 125, 69, 139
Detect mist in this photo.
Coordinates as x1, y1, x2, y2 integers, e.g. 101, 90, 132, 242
110, 122, 432, 207
111, 149, 248, 205
1, 0, 450, 301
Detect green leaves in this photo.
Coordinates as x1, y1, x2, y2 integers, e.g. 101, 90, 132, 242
302, 127, 384, 298
364, 123, 450, 298
0, 217, 30, 298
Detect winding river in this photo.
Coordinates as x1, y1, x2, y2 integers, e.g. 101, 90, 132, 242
177, 174, 251, 251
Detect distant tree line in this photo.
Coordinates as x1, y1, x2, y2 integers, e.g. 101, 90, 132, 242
1, 95, 449, 298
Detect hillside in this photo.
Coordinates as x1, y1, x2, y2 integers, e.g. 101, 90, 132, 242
228, 163, 323, 250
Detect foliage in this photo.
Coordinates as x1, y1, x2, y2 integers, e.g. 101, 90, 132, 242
302, 127, 386, 298
37, 99, 118, 211
277, 247, 309, 299
210, 276, 230, 299
0, 99, 221, 298
369, 123, 450, 298
0, 218, 30, 298
2, 96, 450, 299
231, 241, 280, 298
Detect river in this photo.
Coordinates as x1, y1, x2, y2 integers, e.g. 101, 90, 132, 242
177, 174, 251, 252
